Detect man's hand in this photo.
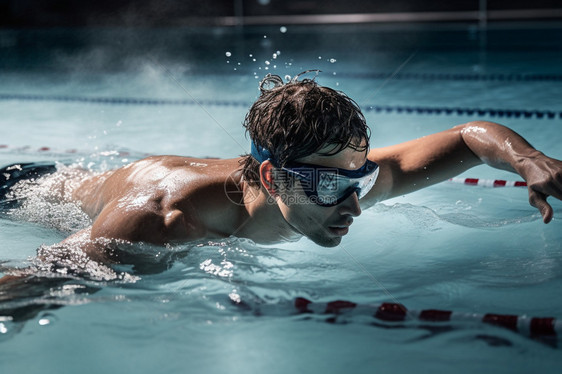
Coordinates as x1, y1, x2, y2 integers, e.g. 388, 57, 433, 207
519, 152, 562, 223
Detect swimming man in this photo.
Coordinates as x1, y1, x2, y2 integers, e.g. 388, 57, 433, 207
2, 73, 562, 264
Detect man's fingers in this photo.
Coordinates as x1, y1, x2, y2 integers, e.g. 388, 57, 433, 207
529, 190, 553, 223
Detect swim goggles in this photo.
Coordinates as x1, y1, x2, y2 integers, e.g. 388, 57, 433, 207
251, 141, 379, 207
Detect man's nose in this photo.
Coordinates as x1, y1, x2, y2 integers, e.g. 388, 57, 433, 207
338, 191, 362, 217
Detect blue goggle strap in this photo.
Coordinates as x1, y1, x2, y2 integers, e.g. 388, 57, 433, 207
250, 140, 276, 165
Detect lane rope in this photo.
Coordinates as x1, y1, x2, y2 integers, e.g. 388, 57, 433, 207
0, 144, 134, 157
1, 93, 561, 120
448, 177, 527, 188
293, 297, 561, 338
335, 71, 562, 82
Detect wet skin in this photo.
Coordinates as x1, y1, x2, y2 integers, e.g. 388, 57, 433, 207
56, 120, 562, 260
2, 121, 560, 326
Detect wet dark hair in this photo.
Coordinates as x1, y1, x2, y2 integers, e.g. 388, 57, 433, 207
241, 71, 370, 187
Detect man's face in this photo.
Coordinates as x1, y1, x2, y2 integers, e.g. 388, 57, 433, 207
274, 145, 366, 247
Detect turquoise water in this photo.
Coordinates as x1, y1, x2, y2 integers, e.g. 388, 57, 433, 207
1, 23, 562, 373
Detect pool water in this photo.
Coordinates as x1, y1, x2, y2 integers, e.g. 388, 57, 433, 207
1, 22, 562, 373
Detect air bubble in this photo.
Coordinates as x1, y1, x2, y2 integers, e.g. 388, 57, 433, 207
280, 26, 287, 33
225, 51, 232, 57
329, 58, 337, 63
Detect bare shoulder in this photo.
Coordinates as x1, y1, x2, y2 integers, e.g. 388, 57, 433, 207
110, 155, 242, 179
89, 197, 205, 244
86, 155, 244, 243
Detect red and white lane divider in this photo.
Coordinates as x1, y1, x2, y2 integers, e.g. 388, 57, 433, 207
448, 177, 527, 188
295, 298, 560, 338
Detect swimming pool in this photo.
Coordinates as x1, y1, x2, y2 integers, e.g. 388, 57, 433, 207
1, 22, 562, 373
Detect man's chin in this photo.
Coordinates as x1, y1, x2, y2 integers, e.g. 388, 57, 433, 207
311, 235, 342, 248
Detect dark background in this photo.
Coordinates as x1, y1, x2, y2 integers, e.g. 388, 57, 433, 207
1, 0, 561, 27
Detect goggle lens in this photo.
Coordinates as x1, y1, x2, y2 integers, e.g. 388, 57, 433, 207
283, 160, 379, 207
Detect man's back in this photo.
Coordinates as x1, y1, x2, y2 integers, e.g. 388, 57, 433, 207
71, 156, 245, 244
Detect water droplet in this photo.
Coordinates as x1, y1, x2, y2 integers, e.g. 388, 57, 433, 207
249, 54, 253, 57
329, 58, 337, 63
225, 51, 232, 57
265, 60, 270, 65
272, 53, 277, 59
263, 35, 267, 39
318, 56, 322, 60
280, 26, 287, 33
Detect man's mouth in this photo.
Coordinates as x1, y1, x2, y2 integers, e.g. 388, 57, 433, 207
328, 224, 351, 236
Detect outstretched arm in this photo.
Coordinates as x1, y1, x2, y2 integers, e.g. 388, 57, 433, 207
366, 121, 562, 223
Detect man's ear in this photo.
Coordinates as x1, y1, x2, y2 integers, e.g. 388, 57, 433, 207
259, 160, 278, 196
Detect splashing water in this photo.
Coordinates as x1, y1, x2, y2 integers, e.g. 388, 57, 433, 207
4, 164, 93, 233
